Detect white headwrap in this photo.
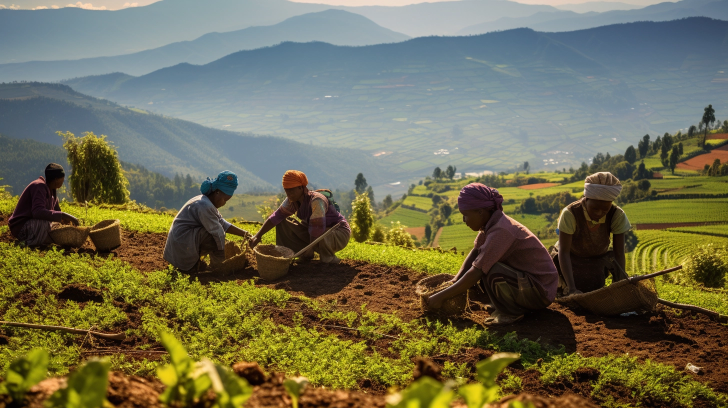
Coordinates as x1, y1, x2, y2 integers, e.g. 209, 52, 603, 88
583, 172, 622, 202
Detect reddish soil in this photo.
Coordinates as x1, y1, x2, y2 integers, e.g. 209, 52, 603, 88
405, 226, 425, 240
518, 183, 559, 190
708, 133, 728, 140
677, 144, 728, 171
634, 221, 728, 230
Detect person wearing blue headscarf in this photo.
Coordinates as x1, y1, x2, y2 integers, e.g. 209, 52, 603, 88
164, 170, 251, 273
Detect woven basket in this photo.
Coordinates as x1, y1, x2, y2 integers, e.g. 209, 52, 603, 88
216, 252, 248, 275
415, 274, 468, 315
224, 240, 242, 259
49, 225, 90, 248
89, 219, 121, 252
556, 278, 658, 316
254, 245, 294, 280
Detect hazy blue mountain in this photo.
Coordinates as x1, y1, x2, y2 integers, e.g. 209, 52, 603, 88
0, 0, 559, 64
556, 2, 643, 13
0, 83, 385, 191
459, 0, 728, 34
336, 0, 558, 36
63, 18, 728, 175
0, 10, 409, 82
0, 0, 330, 64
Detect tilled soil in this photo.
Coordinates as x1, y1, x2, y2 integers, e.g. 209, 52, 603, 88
2, 221, 727, 406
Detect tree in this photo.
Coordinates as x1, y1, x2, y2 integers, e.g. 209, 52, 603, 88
613, 161, 635, 181
382, 194, 393, 209
652, 136, 662, 154
637, 134, 650, 158
366, 186, 375, 205
660, 142, 670, 167
445, 165, 457, 180
688, 125, 697, 138
354, 173, 368, 194
523, 161, 530, 174
669, 146, 681, 174
662, 133, 673, 151
633, 161, 652, 180
637, 179, 651, 191
432, 167, 442, 179
351, 192, 374, 242
678, 142, 683, 155
723, 120, 728, 133
701, 104, 715, 147
59, 131, 129, 204
424, 224, 432, 243
624, 145, 637, 164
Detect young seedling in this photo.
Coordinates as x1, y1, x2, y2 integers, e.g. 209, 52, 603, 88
386, 376, 455, 408
0, 348, 49, 403
46, 358, 111, 408
283, 376, 308, 408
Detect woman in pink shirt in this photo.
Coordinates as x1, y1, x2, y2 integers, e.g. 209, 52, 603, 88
427, 183, 558, 325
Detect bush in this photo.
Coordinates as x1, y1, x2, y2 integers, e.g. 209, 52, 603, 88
371, 223, 386, 243
683, 244, 728, 288
351, 192, 374, 243
386, 222, 415, 248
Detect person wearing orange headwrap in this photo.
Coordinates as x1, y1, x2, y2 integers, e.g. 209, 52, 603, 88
249, 170, 351, 264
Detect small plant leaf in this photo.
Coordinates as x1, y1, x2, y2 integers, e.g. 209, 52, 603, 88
458, 383, 499, 408
475, 353, 520, 387
212, 363, 253, 408
5, 348, 49, 403
283, 376, 308, 408
46, 358, 111, 408
386, 376, 444, 408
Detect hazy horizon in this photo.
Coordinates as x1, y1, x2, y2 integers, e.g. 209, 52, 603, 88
1, 0, 672, 11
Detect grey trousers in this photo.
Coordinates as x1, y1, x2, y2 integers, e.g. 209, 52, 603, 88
181, 229, 226, 274
480, 262, 552, 316
18, 219, 53, 247
275, 218, 349, 262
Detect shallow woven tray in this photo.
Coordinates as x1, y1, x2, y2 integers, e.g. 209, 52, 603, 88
556, 278, 658, 316
216, 251, 248, 275
415, 274, 468, 315
89, 219, 121, 252
254, 245, 294, 280
49, 225, 90, 248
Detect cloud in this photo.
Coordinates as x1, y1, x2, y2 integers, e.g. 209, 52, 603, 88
65, 2, 106, 9
52, 4, 59, 8
123, 2, 139, 7
33, 5, 48, 9
0, 3, 20, 9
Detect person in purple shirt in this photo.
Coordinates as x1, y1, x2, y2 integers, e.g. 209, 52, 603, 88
426, 183, 558, 325
249, 170, 350, 264
8, 163, 79, 246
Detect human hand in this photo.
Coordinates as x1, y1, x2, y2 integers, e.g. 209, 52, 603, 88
61, 213, 79, 226
248, 235, 261, 249
427, 292, 444, 309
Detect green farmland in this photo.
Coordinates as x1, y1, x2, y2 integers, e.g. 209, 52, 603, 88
621, 199, 728, 224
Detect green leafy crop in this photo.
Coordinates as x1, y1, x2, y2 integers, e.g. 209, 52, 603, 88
46, 358, 111, 408
1, 348, 49, 403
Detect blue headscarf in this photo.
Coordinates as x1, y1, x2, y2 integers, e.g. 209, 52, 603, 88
200, 170, 238, 196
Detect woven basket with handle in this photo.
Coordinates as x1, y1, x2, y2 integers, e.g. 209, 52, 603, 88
215, 241, 248, 274
416, 274, 468, 315
89, 219, 121, 252
557, 278, 658, 315
254, 245, 294, 280
49, 225, 90, 248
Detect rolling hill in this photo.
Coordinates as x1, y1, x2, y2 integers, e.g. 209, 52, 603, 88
0, 10, 410, 82
0, 83, 387, 191
64, 18, 728, 176
458, 0, 728, 34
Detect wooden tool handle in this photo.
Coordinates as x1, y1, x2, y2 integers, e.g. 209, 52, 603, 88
0, 321, 126, 341
628, 265, 683, 283
657, 299, 728, 323
292, 222, 342, 260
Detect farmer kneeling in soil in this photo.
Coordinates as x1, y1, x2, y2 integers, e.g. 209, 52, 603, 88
551, 172, 631, 296
426, 183, 558, 325
248, 170, 350, 264
164, 171, 252, 274
8, 163, 80, 246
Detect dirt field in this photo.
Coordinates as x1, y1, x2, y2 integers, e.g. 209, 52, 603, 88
517, 183, 560, 190
677, 144, 728, 171
1, 224, 727, 407
405, 226, 426, 240
708, 133, 728, 140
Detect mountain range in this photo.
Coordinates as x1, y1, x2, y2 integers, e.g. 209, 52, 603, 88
63, 18, 728, 175
458, 0, 728, 34
0, 83, 386, 191
0, 10, 409, 82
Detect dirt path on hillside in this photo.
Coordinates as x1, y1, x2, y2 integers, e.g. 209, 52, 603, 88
2, 219, 726, 406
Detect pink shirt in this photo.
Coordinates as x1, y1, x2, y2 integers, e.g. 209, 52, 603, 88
473, 211, 558, 301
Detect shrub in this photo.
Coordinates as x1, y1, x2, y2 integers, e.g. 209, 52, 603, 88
683, 244, 728, 288
351, 192, 375, 243
371, 223, 386, 243
386, 222, 415, 248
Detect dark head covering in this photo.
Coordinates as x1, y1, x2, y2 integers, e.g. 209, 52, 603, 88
457, 183, 504, 212
44, 163, 65, 182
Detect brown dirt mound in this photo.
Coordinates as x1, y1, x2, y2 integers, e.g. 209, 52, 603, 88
518, 183, 559, 190
57, 283, 104, 303
677, 144, 728, 171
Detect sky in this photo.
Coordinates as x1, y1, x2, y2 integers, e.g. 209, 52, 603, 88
1, 0, 668, 10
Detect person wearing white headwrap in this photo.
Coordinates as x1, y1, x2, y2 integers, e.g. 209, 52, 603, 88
551, 172, 631, 296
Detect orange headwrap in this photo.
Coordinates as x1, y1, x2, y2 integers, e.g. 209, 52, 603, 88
282, 170, 308, 189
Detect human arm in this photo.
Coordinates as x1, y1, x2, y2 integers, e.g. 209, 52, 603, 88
558, 232, 581, 295
249, 218, 276, 249
612, 233, 626, 279
226, 224, 251, 239
250, 198, 295, 248
60, 213, 79, 226
428, 266, 484, 309
30, 186, 63, 223
452, 248, 478, 282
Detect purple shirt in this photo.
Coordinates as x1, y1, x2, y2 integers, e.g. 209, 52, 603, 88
268, 190, 350, 240
9, 177, 63, 238
473, 210, 559, 302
